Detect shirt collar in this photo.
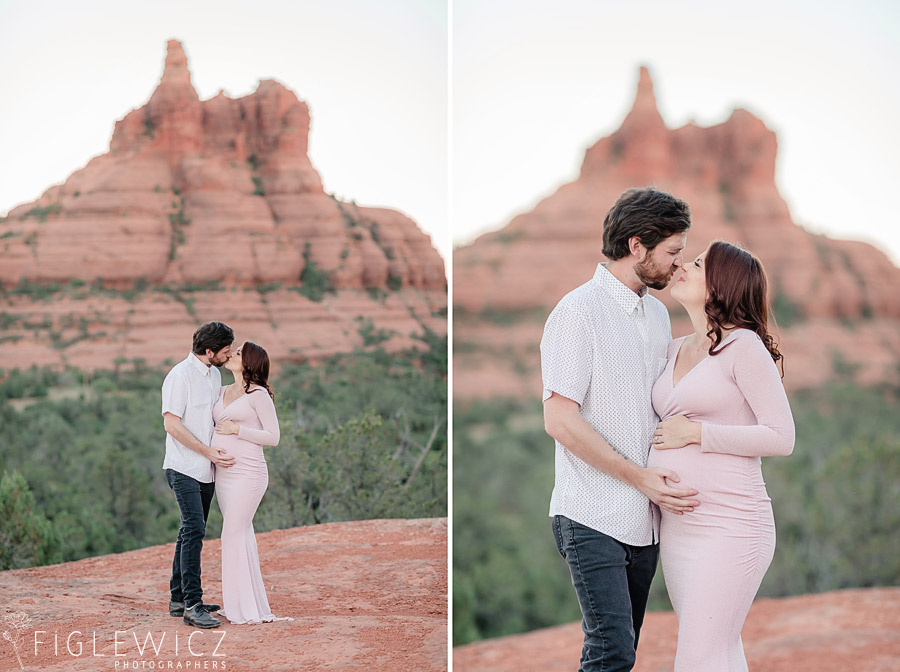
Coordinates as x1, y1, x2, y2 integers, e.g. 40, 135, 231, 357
188, 352, 211, 376
592, 263, 648, 314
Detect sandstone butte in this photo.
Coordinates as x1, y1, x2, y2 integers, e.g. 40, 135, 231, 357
453, 66, 900, 401
0, 518, 447, 671
0, 40, 446, 373
453, 586, 900, 672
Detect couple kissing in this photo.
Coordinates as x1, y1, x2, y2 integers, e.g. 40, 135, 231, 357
161, 322, 292, 628
542, 187, 794, 671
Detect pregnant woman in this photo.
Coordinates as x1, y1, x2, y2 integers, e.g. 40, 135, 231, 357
648, 241, 794, 671
213, 341, 291, 624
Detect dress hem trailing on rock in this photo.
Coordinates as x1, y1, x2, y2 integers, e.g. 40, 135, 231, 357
213, 387, 291, 625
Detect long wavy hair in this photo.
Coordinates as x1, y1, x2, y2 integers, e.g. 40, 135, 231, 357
240, 341, 275, 399
704, 241, 783, 375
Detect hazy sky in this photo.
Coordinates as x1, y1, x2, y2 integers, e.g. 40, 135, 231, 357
3, 1, 898, 267
0, 0, 449, 261
453, 0, 900, 264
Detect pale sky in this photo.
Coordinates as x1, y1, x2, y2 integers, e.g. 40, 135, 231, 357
0, 0, 449, 262
453, 0, 900, 264
3, 2, 898, 268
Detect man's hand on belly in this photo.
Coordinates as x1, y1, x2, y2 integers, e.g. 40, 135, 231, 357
630, 466, 700, 515
206, 446, 235, 468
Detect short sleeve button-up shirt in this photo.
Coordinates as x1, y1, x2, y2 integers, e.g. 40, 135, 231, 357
540, 263, 671, 546
161, 353, 221, 483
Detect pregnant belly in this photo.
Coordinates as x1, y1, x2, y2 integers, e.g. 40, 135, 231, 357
211, 433, 266, 473
647, 444, 767, 507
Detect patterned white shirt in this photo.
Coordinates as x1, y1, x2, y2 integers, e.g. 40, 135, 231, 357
161, 353, 221, 483
541, 263, 671, 546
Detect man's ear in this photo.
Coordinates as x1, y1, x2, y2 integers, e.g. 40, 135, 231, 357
628, 236, 646, 261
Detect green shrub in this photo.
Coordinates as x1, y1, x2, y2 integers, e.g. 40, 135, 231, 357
0, 471, 61, 569
22, 204, 62, 222
356, 317, 395, 347
10, 279, 62, 301
298, 243, 335, 302
0, 337, 447, 568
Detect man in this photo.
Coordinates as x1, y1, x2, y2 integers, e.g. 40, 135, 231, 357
161, 321, 236, 629
541, 187, 701, 671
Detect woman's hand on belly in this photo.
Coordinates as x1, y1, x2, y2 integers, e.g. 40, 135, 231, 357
215, 420, 239, 435
653, 415, 702, 450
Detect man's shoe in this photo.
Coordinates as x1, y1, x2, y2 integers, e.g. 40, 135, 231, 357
183, 604, 221, 629
170, 600, 221, 617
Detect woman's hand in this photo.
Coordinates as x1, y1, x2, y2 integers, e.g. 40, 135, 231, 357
215, 420, 239, 435
652, 415, 701, 450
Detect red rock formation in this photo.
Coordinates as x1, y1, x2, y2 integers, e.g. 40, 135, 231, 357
0, 518, 448, 672
453, 67, 900, 399
453, 587, 900, 672
0, 40, 445, 371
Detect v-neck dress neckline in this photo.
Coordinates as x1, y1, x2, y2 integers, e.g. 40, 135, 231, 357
220, 386, 246, 411
670, 331, 740, 389
671, 338, 710, 389
220, 385, 265, 411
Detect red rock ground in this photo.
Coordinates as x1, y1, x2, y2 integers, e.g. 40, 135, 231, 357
453, 588, 900, 671
0, 518, 447, 672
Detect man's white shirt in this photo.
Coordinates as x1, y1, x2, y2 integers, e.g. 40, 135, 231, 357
541, 263, 671, 546
161, 353, 221, 483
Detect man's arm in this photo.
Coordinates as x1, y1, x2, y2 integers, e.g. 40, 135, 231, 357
163, 412, 236, 468
543, 393, 699, 514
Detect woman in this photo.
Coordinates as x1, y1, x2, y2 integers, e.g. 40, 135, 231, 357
213, 341, 291, 624
647, 241, 794, 671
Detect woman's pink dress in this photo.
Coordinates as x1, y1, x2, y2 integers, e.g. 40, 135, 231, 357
647, 329, 794, 671
212, 387, 291, 624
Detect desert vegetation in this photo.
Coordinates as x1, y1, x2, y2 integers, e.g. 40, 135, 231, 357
0, 332, 447, 570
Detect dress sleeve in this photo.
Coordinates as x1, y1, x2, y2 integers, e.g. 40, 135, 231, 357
540, 299, 593, 405
701, 333, 795, 457
238, 391, 281, 446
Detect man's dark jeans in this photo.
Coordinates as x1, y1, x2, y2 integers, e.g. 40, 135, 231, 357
166, 469, 215, 608
553, 515, 659, 672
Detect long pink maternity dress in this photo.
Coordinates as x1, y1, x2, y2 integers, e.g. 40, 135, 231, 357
212, 386, 291, 624
647, 329, 794, 671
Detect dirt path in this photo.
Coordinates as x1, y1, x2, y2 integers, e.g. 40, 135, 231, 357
0, 518, 447, 672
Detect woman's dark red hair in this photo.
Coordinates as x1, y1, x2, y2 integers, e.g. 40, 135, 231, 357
240, 341, 275, 399
704, 241, 783, 374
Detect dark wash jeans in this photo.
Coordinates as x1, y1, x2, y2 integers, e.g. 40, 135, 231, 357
166, 469, 215, 608
553, 515, 659, 672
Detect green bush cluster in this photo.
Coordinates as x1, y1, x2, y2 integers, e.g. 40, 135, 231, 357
0, 365, 60, 399
0, 335, 447, 571
356, 316, 395, 347
0, 471, 60, 569
254, 335, 447, 528
22, 203, 62, 223
167, 195, 191, 260
251, 176, 265, 197
298, 243, 336, 302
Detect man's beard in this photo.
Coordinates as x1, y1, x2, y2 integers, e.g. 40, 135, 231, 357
635, 257, 677, 290
208, 352, 229, 367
